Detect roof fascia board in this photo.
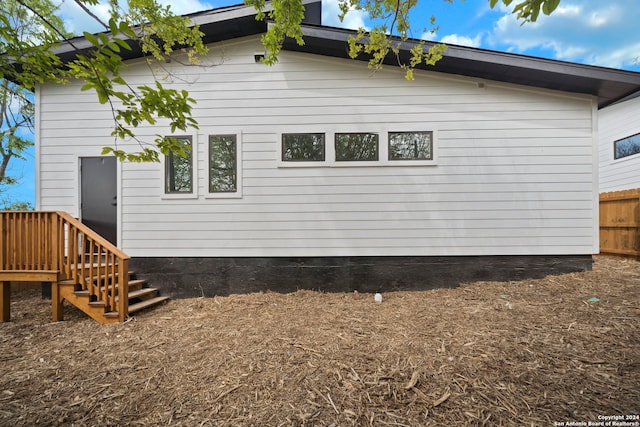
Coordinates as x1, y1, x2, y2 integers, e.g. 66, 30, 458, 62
296, 24, 640, 84
188, 4, 267, 26
189, 0, 319, 26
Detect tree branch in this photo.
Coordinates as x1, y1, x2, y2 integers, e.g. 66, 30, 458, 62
73, 0, 110, 31
14, 0, 83, 51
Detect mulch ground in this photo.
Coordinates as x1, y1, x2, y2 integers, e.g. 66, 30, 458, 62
1, 255, 639, 426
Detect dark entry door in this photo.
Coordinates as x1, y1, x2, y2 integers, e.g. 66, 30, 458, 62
80, 157, 117, 245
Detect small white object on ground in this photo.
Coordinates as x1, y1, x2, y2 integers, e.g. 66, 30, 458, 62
374, 293, 383, 303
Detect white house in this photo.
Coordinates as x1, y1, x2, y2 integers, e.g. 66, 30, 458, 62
34, 2, 640, 297
598, 94, 640, 193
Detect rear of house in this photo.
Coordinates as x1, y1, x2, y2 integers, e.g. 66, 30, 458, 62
34, 2, 640, 296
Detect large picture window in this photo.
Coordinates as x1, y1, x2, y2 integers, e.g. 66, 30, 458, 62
389, 131, 433, 160
165, 136, 192, 193
209, 135, 237, 193
335, 133, 379, 161
614, 133, 640, 160
282, 133, 325, 161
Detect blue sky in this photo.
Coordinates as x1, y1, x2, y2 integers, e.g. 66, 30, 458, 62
3, 0, 639, 207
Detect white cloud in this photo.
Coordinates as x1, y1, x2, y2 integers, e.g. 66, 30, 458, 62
440, 33, 482, 48
159, 0, 215, 16
587, 41, 640, 69
486, 0, 639, 69
553, 4, 581, 17
587, 6, 622, 28
419, 30, 436, 41
322, 0, 368, 29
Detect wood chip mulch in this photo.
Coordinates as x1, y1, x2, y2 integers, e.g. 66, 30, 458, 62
1, 255, 639, 426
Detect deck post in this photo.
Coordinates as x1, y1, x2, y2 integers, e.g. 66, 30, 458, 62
51, 280, 63, 322
118, 259, 129, 322
0, 214, 4, 269
1, 281, 10, 322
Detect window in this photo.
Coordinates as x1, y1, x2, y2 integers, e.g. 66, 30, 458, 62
388, 131, 433, 160
165, 136, 192, 193
209, 135, 237, 193
277, 129, 436, 167
282, 133, 325, 161
335, 133, 378, 161
614, 133, 640, 160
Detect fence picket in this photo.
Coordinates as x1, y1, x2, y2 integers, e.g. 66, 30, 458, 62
600, 188, 640, 258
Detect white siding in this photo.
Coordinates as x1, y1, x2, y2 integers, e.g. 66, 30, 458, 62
37, 36, 598, 257
598, 95, 640, 192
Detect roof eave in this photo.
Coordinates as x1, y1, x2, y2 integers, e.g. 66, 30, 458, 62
281, 24, 640, 109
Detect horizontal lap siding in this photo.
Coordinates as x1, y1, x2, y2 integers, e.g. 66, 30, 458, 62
598, 96, 640, 192
38, 36, 596, 257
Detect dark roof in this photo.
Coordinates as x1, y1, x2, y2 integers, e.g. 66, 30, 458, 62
50, 1, 640, 108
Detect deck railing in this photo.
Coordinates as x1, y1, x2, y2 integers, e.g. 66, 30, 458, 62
0, 211, 129, 321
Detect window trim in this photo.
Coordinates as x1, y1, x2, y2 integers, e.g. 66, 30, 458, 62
277, 128, 438, 168
278, 131, 328, 167
206, 132, 243, 199
613, 132, 640, 161
162, 135, 198, 199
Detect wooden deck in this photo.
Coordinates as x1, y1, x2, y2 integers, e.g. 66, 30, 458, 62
0, 211, 168, 323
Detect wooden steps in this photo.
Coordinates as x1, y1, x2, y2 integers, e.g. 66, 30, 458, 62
104, 296, 170, 319
57, 269, 169, 323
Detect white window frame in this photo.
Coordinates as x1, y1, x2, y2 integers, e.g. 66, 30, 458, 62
277, 127, 438, 168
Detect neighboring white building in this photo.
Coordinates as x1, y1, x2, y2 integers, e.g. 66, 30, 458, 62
33, 2, 640, 296
598, 94, 640, 193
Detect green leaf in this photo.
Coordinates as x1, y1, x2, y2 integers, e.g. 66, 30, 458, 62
114, 38, 132, 51
119, 21, 136, 38
109, 18, 118, 35
98, 33, 110, 45
542, 0, 560, 15
83, 32, 99, 47
107, 42, 120, 53
530, 6, 540, 21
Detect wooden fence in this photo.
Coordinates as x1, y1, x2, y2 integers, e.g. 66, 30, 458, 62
599, 189, 640, 258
